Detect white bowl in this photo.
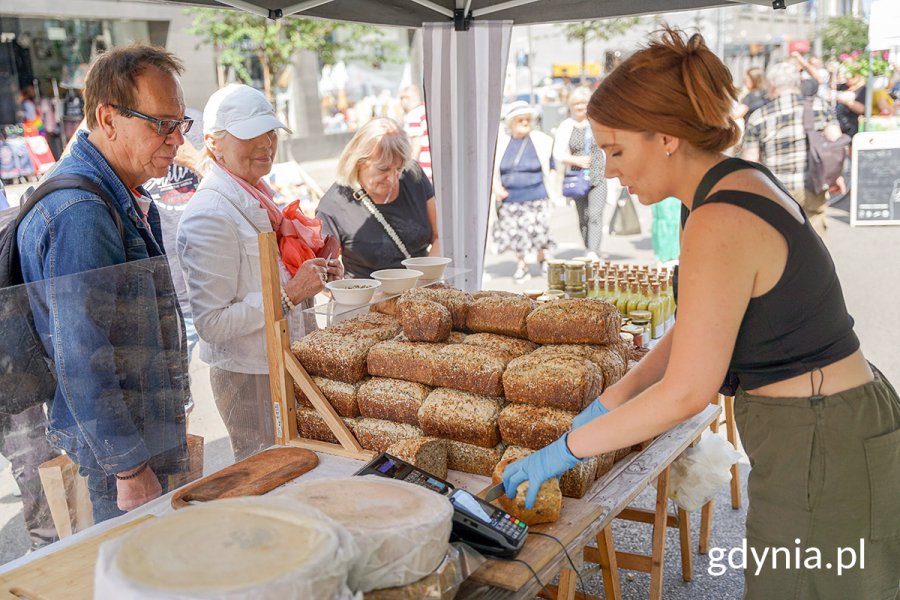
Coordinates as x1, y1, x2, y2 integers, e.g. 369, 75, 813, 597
401, 257, 452, 280
325, 279, 381, 305
370, 269, 423, 294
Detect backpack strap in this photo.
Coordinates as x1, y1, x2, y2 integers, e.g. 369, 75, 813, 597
18, 174, 126, 241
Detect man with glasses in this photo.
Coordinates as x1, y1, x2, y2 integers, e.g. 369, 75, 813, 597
16, 44, 191, 523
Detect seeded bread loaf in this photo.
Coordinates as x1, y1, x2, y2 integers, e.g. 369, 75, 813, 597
366, 339, 446, 386
354, 418, 424, 453
394, 330, 467, 344
291, 332, 376, 384
370, 296, 400, 316
614, 447, 633, 462
498, 404, 575, 450
461, 332, 538, 359
398, 298, 452, 343
431, 344, 510, 397
526, 299, 621, 345
594, 451, 617, 480
465, 296, 536, 339
502, 353, 604, 412
358, 377, 431, 426
491, 447, 561, 525
327, 312, 402, 340
296, 407, 357, 444
530, 343, 627, 388
498, 445, 598, 500
402, 287, 473, 330
385, 437, 448, 479
471, 290, 522, 300
417, 388, 503, 448
295, 377, 363, 418
446, 440, 505, 476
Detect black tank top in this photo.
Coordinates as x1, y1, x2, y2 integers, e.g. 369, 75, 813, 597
680, 158, 859, 391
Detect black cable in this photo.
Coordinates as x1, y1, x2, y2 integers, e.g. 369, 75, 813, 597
531, 531, 587, 595
510, 558, 551, 598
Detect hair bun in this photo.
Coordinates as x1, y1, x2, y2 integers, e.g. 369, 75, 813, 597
685, 33, 707, 56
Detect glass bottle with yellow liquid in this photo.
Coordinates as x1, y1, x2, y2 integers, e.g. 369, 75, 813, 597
648, 283, 666, 339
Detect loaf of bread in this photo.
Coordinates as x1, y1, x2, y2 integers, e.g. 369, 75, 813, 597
499, 444, 597, 499
296, 407, 356, 444
370, 296, 400, 316
402, 287, 473, 330
327, 312, 402, 340
530, 343, 627, 388
461, 332, 538, 359
613, 447, 633, 462
446, 440, 505, 476
291, 332, 375, 384
594, 451, 617, 480
491, 447, 561, 525
385, 437, 448, 479
354, 418, 423, 453
418, 388, 503, 448
366, 339, 446, 386
526, 299, 621, 345
394, 330, 466, 344
358, 377, 430, 426
559, 455, 598, 499
471, 290, 521, 300
398, 298, 452, 343
465, 296, 536, 339
498, 404, 575, 450
502, 353, 604, 412
431, 344, 510, 397
295, 377, 363, 418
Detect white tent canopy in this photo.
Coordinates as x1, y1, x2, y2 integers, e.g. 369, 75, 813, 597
126, 0, 804, 289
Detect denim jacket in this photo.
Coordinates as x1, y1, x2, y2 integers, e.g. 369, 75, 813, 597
17, 131, 188, 476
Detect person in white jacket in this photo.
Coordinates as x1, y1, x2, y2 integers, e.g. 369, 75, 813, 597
553, 86, 607, 258
491, 101, 555, 281
177, 85, 342, 461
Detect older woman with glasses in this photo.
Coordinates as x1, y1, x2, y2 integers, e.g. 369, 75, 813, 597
316, 117, 439, 279
491, 101, 555, 281
177, 84, 342, 462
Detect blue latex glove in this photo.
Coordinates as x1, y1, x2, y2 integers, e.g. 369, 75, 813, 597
571, 397, 609, 430
502, 433, 582, 509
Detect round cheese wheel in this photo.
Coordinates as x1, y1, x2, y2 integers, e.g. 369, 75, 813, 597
282, 476, 453, 592
94, 497, 358, 599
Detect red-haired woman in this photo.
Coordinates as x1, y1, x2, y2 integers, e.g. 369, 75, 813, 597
502, 28, 899, 599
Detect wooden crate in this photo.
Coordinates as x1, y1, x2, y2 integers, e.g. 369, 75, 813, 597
258, 231, 374, 461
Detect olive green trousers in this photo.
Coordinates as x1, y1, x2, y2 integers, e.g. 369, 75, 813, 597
735, 367, 900, 600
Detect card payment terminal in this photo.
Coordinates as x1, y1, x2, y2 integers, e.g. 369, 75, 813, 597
355, 453, 528, 558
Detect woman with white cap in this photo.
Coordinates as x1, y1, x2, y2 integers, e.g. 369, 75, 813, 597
491, 100, 555, 281
177, 84, 343, 462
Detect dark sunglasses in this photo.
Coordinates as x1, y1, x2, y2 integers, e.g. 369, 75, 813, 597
110, 104, 193, 136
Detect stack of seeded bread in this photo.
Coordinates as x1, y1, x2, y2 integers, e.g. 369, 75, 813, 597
291, 288, 635, 501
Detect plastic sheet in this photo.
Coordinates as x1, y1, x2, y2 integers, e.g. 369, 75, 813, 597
94, 497, 359, 600
281, 476, 454, 593
364, 543, 486, 600
666, 431, 742, 511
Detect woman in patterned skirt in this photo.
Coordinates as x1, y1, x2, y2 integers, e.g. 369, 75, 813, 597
491, 101, 555, 281
554, 86, 607, 258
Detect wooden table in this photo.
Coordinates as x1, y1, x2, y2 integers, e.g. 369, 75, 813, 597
0, 406, 719, 600
457, 404, 721, 599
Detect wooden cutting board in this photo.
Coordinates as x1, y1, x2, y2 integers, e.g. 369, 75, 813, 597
171, 446, 318, 509
0, 515, 153, 600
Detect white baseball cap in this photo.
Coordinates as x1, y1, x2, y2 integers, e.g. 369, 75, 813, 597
203, 84, 292, 139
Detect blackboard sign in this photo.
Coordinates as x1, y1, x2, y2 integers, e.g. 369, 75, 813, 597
851, 131, 900, 226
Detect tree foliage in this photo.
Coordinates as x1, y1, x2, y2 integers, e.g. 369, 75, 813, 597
187, 9, 395, 99
821, 15, 869, 58
562, 18, 641, 77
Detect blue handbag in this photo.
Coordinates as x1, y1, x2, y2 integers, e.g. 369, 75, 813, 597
562, 169, 591, 198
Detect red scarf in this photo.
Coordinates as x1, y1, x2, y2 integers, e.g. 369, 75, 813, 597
220, 164, 324, 276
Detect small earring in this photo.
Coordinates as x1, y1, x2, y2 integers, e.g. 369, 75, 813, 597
666, 151, 672, 157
